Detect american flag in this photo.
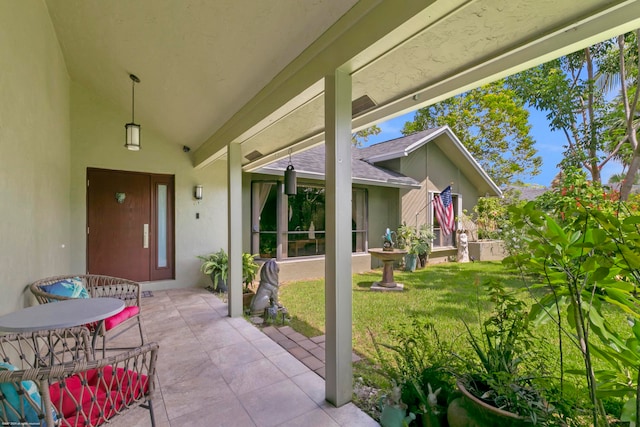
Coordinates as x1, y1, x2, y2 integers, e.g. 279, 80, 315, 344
434, 186, 455, 236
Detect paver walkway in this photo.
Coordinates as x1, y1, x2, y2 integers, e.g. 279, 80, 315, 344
262, 325, 361, 379
110, 288, 377, 426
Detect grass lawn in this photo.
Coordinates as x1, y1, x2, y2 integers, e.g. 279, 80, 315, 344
278, 261, 630, 415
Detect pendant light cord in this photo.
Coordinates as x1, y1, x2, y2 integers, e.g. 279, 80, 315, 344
131, 78, 135, 122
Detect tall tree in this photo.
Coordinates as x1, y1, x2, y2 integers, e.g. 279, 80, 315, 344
508, 30, 640, 200
401, 80, 540, 186
607, 31, 640, 200
352, 125, 381, 147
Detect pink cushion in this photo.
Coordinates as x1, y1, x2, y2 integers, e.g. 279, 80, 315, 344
104, 306, 139, 331
49, 366, 148, 426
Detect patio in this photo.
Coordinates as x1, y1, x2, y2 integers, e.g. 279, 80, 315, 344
115, 288, 377, 427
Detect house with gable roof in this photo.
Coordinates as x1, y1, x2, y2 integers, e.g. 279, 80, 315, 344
250, 126, 501, 280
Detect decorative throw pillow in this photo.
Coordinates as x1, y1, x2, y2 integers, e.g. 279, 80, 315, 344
0, 361, 57, 424
41, 277, 89, 299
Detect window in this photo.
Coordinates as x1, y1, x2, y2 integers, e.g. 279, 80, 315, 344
430, 191, 459, 248
251, 181, 367, 259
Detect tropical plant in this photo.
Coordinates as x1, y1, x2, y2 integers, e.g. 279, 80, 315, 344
242, 252, 260, 292
473, 196, 508, 240
198, 250, 260, 292
396, 223, 433, 256
370, 318, 454, 425
505, 196, 640, 426
197, 249, 228, 290
457, 280, 556, 425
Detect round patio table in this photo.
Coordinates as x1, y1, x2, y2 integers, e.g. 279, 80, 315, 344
0, 298, 125, 353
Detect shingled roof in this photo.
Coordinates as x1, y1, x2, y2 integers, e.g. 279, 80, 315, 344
254, 126, 501, 196
257, 144, 421, 188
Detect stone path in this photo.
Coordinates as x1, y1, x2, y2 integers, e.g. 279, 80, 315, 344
262, 325, 361, 379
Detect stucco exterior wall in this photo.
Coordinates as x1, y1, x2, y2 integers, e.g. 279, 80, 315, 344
69, 83, 228, 291
366, 185, 400, 268
0, 2, 71, 314
401, 138, 480, 229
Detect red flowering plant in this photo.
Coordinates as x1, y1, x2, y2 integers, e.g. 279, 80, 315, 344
534, 167, 632, 224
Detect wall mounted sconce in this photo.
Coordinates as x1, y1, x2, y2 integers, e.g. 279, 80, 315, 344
194, 185, 203, 200
115, 192, 126, 204
284, 148, 297, 195
124, 74, 141, 151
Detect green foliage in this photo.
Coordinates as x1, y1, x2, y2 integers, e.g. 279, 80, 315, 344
197, 249, 228, 288
534, 167, 622, 222
473, 196, 509, 240
505, 194, 640, 426
198, 250, 260, 291
459, 281, 557, 424
402, 79, 541, 185
506, 31, 640, 197
370, 318, 455, 419
395, 223, 433, 255
352, 125, 381, 147
242, 252, 260, 290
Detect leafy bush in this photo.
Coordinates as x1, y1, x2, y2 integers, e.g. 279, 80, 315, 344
458, 280, 557, 424
370, 318, 455, 422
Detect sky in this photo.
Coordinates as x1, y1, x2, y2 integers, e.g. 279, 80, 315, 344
361, 107, 623, 188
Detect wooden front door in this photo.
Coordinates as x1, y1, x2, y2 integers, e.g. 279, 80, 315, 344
87, 169, 151, 281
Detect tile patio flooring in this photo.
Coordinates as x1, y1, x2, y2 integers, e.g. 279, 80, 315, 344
112, 287, 379, 427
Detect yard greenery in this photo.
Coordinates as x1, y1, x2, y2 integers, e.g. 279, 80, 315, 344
278, 166, 640, 425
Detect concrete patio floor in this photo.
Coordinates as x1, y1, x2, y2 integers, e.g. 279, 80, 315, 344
112, 287, 378, 426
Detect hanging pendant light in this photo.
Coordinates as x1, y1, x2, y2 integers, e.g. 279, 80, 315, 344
124, 74, 141, 151
284, 148, 297, 195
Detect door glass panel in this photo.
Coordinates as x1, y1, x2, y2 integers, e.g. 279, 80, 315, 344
157, 184, 167, 268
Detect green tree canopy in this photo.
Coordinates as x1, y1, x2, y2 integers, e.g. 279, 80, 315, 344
507, 30, 640, 200
352, 125, 381, 147
401, 80, 541, 186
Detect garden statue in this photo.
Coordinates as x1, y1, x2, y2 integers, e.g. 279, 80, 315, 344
250, 259, 281, 315
458, 230, 469, 263
382, 227, 395, 251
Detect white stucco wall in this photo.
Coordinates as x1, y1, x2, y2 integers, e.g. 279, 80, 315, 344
0, 2, 71, 314
69, 82, 228, 291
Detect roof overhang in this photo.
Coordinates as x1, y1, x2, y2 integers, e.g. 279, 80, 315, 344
44, 1, 640, 171
254, 167, 422, 190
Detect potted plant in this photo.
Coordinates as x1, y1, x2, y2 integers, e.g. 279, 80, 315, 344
416, 225, 434, 268
197, 249, 228, 292
242, 253, 260, 307
449, 280, 555, 426
198, 250, 259, 297
396, 223, 419, 271
371, 318, 455, 427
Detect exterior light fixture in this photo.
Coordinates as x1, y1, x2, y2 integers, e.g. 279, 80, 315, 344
194, 185, 203, 200
284, 148, 296, 195
124, 74, 141, 151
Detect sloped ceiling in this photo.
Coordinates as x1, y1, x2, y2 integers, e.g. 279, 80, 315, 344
45, 0, 640, 169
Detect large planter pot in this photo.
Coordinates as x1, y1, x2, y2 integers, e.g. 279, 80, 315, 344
404, 253, 418, 272
447, 381, 531, 427
243, 291, 255, 308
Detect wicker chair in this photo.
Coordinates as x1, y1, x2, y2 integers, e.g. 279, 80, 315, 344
0, 327, 158, 427
30, 275, 145, 357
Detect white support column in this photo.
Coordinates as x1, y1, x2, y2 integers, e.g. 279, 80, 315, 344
324, 68, 352, 407
227, 142, 243, 317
